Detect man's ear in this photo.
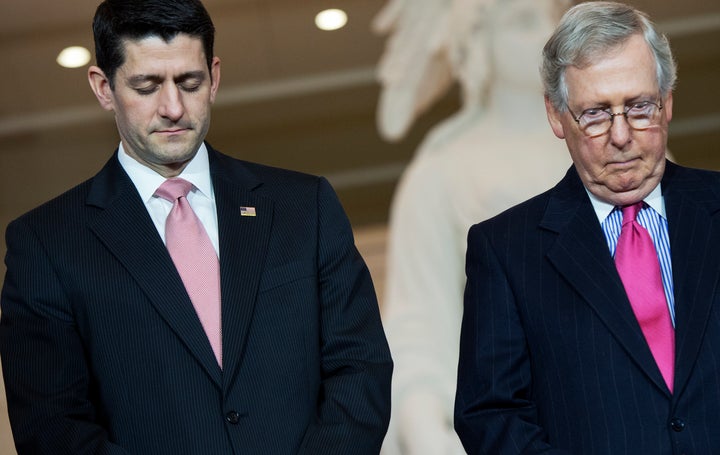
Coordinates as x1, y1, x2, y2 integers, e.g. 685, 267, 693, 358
545, 95, 566, 139
663, 91, 673, 123
88, 66, 115, 112
209, 56, 221, 104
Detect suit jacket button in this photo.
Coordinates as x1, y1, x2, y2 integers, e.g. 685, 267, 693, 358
225, 411, 241, 424
670, 418, 686, 432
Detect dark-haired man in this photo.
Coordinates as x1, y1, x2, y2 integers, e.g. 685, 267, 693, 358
0, 1, 392, 453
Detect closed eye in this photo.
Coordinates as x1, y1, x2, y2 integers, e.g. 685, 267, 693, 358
581, 107, 609, 119
135, 85, 159, 95
628, 101, 653, 111
179, 81, 202, 92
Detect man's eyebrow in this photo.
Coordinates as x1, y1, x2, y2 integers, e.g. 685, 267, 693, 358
127, 71, 206, 85
127, 74, 163, 86
174, 70, 206, 83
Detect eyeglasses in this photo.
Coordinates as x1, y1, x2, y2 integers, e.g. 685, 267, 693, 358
567, 99, 664, 137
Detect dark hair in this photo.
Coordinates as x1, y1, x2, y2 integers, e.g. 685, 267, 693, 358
92, 0, 215, 89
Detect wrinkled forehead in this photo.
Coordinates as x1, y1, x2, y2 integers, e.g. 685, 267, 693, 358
564, 35, 659, 104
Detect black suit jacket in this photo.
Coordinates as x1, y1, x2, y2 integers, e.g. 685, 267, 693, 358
0, 146, 392, 454
455, 161, 720, 454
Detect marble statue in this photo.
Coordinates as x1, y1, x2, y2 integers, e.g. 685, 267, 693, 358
375, 1, 571, 453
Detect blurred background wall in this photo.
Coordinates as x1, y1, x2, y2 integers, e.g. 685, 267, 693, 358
0, 1, 718, 453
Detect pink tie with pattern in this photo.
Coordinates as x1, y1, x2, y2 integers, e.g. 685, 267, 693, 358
615, 202, 674, 392
155, 178, 222, 367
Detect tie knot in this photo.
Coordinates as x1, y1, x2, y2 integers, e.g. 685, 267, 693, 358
620, 202, 643, 225
155, 178, 193, 202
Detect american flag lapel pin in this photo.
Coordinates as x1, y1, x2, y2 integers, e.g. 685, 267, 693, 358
240, 206, 257, 217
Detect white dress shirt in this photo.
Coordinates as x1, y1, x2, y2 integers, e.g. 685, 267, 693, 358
117, 143, 220, 256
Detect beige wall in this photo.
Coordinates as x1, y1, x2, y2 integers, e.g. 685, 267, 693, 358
1, 363, 13, 455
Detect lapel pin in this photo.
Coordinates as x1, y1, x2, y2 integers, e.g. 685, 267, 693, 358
240, 206, 256, 217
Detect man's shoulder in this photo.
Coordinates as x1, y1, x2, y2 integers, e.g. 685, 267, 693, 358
666, 161, 720, 181
240, 159, 320, 187
210, 148, 332, 203
213, 148, 320, 182
12, 177, 95, 226
663, 161, 720, 201
478, 186, 557, 227
468, 166, 581, 240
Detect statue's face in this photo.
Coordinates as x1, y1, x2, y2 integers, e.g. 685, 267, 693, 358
490, 0, 558, 88
456, 0, 561, 94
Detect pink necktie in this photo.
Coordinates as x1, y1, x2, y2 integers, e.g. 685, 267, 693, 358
615, 202, 674, 392
155, 178, 222, 367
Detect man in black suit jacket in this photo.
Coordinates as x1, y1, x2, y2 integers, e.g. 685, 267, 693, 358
455, 2, 720, 454
0, 0, 392, 453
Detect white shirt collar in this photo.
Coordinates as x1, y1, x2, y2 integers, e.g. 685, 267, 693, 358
586, 182, 666, 224
117, 142, 214, 202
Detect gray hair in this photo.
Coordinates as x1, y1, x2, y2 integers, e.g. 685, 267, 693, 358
541, 1, 677, 111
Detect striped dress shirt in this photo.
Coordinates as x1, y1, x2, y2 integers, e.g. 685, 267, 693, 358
599, 196, 675, 326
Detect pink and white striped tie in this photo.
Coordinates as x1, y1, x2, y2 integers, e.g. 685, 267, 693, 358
615, 202, 674, 392
155, 178, 222, 367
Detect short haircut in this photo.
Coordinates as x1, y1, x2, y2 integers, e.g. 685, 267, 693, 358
541, 1, 676, 111
92, 0, 215, 89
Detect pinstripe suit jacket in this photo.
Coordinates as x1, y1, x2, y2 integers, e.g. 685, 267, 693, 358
0, 146, 392, 454
455, 161, 720, 454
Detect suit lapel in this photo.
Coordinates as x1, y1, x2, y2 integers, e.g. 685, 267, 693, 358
208, 151, 274, 391
541, 167, 670, 393
86, 155, 222, 386
662, 162, 720, 396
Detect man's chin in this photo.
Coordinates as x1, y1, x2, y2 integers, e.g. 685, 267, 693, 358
152, 139, 200, 160
595, 182, 656, 206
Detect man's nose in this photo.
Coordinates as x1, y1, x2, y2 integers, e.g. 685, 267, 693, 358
158, 84, 184, 121
609, 112, 632, 148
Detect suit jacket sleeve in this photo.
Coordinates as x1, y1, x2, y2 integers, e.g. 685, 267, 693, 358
297, 177, 393, 454
0, 218, 131, 455
454, 224, 572, 455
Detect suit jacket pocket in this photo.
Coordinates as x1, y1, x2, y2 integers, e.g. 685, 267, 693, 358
257, 260, 314, 293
